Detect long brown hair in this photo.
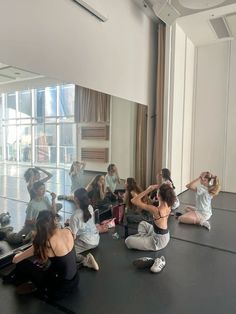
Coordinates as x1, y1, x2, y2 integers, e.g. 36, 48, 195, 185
74, 188, 92, 223
158, 183, 176, 207
126, 178, 142, 208
33, 210, 57, 263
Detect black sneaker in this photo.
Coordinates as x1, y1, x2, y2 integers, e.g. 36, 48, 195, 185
133, 257, 154, 269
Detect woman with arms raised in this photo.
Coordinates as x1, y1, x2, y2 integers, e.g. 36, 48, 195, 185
125, 183, 176, 273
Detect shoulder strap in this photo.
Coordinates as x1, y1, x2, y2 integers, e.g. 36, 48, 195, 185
48, 240, 57, 257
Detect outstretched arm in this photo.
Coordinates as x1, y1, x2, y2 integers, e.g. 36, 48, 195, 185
131, 185, 159, 214
12, 245, 34, 264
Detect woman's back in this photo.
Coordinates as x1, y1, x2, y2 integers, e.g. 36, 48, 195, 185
47, 228, 77, 280
70, 205, 99, 245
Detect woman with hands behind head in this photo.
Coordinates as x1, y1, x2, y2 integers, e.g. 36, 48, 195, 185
178, 171, 220, 231
125, 183, 176, 273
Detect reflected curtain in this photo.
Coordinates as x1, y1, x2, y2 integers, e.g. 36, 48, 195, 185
135, 104, 147, 189
151, 23, 166, 184
74, 86, 110, 123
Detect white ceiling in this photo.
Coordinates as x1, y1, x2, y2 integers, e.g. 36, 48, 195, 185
0, 63, 43, 85
132, 0, 236, 45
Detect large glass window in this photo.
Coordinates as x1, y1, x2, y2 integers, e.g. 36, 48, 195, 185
19, 126, 31, 162
45, 87, 57, 117
59, 85, 75, 117
59, 123, 76, 164
6, 93, 17, 123
6, 125, 17, 161
19, 90, 32, 119
0, 84, 76, 166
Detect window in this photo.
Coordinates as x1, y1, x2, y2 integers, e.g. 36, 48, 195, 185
1, 84, 76, 166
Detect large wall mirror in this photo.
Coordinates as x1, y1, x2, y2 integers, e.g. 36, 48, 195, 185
0, 63, 147, 262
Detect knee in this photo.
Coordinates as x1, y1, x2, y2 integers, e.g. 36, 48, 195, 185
125, 237, 132, 249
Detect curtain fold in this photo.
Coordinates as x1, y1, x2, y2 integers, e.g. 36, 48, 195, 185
74, 86, 110, 123
135, 104, 147, 189
151, 23, 166, 184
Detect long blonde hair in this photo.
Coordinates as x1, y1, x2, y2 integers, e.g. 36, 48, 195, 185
208, 176, 221, 197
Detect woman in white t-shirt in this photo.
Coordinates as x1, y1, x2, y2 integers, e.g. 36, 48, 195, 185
178, 172, 221, 230
69, 188, 100, 271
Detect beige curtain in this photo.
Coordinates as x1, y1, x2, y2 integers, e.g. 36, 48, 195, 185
151, 23, 166, 184
74, 86, 110, 123
135, 104, 147, 189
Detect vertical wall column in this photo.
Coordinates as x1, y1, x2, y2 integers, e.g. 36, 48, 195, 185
164, 24, 195, 194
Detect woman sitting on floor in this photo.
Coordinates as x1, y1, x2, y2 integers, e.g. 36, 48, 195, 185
3, 210, 79, 299
2, 181, 57, 245
86, 175, 107, 209
178, 171, 220, 231
69, 188, 99, 271
125, 183, 175, 273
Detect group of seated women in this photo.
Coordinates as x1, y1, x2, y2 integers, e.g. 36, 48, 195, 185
1, 163, 221, 299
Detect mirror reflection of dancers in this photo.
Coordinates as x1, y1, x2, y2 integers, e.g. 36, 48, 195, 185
178, 172, 220, 230
69, 161, 86, 193
24, 167, 53, 199
125, 183, 176, 273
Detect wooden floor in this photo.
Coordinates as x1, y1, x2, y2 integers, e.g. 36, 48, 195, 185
0, 164, 236, 314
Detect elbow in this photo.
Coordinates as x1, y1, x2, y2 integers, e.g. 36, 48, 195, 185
186, 184, 190, 189
131, 198, 135, 205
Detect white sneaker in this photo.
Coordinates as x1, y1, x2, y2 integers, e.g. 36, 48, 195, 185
150, 256, 166, 273
202, 221, 211, 231
83, 253, 99, 271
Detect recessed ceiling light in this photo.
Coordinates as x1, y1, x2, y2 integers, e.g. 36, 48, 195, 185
178, 0, 227, 10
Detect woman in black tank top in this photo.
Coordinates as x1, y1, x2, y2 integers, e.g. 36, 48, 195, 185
5, 210, 78, 299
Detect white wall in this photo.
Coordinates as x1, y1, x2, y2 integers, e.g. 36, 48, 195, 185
0, 0, 157, 106
192, 40, 236, 192
164, 24, 195, 194
110, 97, 137, 179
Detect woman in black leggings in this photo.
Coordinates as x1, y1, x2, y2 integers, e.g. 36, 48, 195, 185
4, 210, 79, 299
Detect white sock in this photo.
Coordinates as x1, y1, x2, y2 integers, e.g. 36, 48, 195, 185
201, 220, 211, 231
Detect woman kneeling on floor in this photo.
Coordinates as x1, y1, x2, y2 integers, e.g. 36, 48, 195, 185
125, 183, 176, 273
178, 171, 221, 231
4, 210, 79, 299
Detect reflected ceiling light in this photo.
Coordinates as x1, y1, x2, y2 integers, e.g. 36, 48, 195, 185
178, 0, 227, 10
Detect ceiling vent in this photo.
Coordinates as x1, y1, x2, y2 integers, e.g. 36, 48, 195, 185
209, 16, 232, 39
152, 0, 180, 25
73, 0, 108, 22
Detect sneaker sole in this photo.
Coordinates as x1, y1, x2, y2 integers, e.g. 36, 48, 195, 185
133, 259, 154, 269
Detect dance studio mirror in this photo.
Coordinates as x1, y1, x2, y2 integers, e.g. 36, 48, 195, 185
0, 62, 147, 260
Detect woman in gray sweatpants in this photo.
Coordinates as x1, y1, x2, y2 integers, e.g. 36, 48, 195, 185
125, 183, 176, 251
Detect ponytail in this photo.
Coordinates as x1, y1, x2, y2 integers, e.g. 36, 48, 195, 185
208, 177, 221, 197
74, 188, 92, 223
161, 168, 175, 189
